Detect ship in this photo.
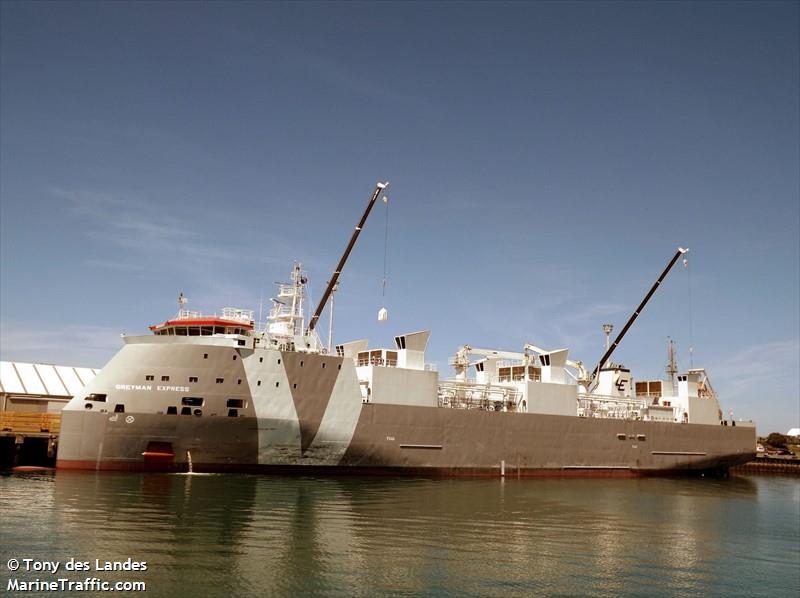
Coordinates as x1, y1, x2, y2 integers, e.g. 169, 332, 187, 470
56, 182, 756, 476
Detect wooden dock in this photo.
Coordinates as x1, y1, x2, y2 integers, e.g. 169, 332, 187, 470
0, 412, 61, 468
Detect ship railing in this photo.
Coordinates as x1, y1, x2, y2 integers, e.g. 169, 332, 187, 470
221, 307, 255, 322
177, 309, 202, 320
577, 393, 650, 420
437, 380, 521, 411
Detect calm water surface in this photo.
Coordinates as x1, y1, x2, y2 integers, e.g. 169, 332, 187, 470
1, 472, 798, 597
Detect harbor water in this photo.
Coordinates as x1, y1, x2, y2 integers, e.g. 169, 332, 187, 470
1, 473, 798, 597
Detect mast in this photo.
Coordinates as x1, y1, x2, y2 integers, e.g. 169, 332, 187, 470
306, 181, 389, 334
587, 247, 688, 389
665, 337, 677, 381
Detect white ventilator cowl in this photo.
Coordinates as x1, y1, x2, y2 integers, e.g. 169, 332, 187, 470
378, 307, 388, 321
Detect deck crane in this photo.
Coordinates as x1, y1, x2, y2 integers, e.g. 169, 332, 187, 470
452, 344, 588, 385
586, 247, 689, 391
306, 181, 389, 336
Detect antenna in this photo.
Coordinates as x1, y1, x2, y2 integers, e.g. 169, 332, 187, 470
602, 324, 614, 352
666, 337, 677, 381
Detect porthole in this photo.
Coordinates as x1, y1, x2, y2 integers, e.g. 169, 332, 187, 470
275, 382, 280, 388
233, 355, 237, 361
322, 363, 326, 369
259, 357, 263, 363
278, 358, 281, 365
203, 353, 208, 359
257, 380, 261, 386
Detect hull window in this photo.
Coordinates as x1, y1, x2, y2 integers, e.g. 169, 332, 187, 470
226, 399, 244, 408
114, 404, 125, 413
189, 376, 198, 383
180, 407, 191, 415
86, 393, 107, 402
216, 378, 224, 384
181, 397, 204, 407
161, 375, 170, 382
227, 409, 238, 417
166, 406, 177, 415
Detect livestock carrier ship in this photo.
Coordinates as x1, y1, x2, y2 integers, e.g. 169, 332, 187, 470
57, 183, 756, 475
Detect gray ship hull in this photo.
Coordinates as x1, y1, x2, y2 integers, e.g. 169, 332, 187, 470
56, 336, 755, 475
57, 405, 755, 476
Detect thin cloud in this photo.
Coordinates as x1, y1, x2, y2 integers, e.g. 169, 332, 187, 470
0, 321, 121, 368
50, 186, 290, 270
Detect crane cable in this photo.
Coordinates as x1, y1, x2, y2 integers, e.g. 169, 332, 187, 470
382, 195, 389, 298
684, 254, 694, 368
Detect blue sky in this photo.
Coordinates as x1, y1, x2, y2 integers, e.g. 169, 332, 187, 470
1, 1, 797, 434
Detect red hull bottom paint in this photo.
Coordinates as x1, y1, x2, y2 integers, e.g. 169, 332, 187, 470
55, 460, 740, 478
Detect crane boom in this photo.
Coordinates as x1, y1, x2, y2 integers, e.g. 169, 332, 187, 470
587, 247, 689, 389
306, 181, 389, 334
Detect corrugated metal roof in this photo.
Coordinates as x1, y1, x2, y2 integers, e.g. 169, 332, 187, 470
0, 361, 99, 397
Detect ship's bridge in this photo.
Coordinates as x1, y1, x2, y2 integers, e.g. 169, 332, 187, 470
149, 308, 254, 337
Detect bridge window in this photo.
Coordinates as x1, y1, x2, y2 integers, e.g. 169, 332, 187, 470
188, 327, 200, 336
214, 326, 225, 334
175, 327, 188, 336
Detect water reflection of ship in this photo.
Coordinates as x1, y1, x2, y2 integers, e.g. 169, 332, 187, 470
48, 473, 759, 594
